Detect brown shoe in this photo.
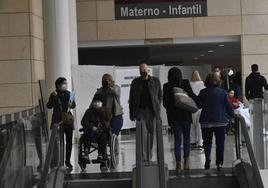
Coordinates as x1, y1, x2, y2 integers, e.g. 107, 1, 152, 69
184, 157, 190, 170
176, 160, 182, 174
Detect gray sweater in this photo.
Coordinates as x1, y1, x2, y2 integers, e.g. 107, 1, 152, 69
95, 84, 123, 117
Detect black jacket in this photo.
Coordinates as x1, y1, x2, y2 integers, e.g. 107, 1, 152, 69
47, 91, 76, 126
129, 76, 162, 120
163, 79, 198, 125
245, 72, 268, 100
81, 107, 111, 133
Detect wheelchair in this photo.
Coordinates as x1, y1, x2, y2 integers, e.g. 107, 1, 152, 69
78, 128, 120, 172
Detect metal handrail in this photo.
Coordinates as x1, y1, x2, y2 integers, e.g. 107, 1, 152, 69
38, 122, 64, 188
235, 114, 264, 188
0, 122, 25, 185
135, 118, 166, 188
135, 119, 142, 188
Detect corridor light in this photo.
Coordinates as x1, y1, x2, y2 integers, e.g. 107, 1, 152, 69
194, 57, 199, 60
208, 50, 214, 53
218, 44, 225, 47
200, 54, 205, 57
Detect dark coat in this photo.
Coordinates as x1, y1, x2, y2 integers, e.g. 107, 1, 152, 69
245, 72, 268, 100
163, 79, 198, 125
198, 87, 234, 125
81, 107, 111, 132
47, 91, 76, 126
129, 76, 162, 120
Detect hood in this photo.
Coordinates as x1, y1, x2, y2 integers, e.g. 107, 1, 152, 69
249, 72, 261, 77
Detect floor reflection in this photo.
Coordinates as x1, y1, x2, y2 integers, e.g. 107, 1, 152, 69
70, 132, 237, 174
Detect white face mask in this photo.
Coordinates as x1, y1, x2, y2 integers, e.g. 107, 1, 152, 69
93, 101, 103, 109
215, 71, 221, 77
60, 84, 68, 91
228, 69, 234, 77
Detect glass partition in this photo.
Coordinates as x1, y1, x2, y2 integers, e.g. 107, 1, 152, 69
0, 109, 49, 188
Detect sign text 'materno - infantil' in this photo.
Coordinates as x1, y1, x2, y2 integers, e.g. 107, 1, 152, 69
115, 0, 207, 20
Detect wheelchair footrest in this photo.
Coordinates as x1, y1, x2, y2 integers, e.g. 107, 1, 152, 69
79, 157, 91, 164
92, 158, 107, 164
91, 159, 101, 164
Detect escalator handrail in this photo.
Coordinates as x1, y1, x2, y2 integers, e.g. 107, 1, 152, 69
235, 114, 264, 188
38, 122, 63, 188
0, 121, 26, 185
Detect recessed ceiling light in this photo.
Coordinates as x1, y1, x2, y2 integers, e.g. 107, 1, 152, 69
208, 50, 214, 53
200, 54, 205, 57
194, 57, 199, 60
218, 44, 225, 47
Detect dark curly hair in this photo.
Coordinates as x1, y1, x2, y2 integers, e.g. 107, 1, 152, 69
55, 77, 67, 91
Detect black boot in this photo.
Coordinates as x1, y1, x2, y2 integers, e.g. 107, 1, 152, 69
65, 161, 73, 169
204, 160, 210, 170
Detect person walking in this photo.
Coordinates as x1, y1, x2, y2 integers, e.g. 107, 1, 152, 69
163, 67, 198, 174
245, 64, 268, 100
190, 70, 205, 151
47, 77, 76, 169
129, 63, 162, 162
199, 74, 234, 171
93, 74, 123, 136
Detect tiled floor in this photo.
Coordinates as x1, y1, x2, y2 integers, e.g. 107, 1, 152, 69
69, 132, 240, 174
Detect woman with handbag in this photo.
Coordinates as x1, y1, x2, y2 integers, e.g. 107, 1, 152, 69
93, 74, 123, 136
163, 67, 198, 174
47, 77, 76, 169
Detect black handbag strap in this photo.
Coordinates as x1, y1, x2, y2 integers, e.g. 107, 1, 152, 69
57, 95, 70, 113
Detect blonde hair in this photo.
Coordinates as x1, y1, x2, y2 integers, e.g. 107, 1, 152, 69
191, 70, 202, 81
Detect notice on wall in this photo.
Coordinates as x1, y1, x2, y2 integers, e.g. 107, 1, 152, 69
115, 0, 207, 20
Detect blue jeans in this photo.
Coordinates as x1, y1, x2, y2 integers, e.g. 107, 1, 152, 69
172, 121, 191, 161
111, 115, 123, 135
201, 126, 225, 165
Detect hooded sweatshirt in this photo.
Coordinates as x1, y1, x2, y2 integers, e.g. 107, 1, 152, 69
245, 72, 268, 100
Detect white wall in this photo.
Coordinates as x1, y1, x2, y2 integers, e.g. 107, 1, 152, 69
72, 65, 114, 135
72, 64, 211, 136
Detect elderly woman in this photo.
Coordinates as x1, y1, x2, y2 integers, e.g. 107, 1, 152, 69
199, 73, 234, 171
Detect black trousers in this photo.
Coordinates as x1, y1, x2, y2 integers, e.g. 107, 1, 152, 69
79, 130, 109, 159
202, 126, 225, 166
63, 126, 73, 163
51, 125, 73, 168
97, 131, 109, 158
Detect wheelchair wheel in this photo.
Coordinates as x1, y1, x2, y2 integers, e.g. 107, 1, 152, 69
110, 134, 120, 169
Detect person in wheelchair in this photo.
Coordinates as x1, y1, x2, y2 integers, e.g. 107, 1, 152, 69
80, 98, 111, 168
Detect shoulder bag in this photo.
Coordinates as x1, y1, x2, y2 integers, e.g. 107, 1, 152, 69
173, 87, 198, 113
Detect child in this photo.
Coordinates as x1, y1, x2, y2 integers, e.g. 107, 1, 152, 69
228, 90, 240, 109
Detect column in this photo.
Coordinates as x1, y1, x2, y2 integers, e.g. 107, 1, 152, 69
44, 0, 78, 93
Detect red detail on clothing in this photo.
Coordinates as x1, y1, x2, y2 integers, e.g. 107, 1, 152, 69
228, 97, 240, 109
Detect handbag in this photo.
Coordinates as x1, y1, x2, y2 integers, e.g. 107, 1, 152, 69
62, 111, 74, 125
57, 97, 74, 126
173, 87, 198, 113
